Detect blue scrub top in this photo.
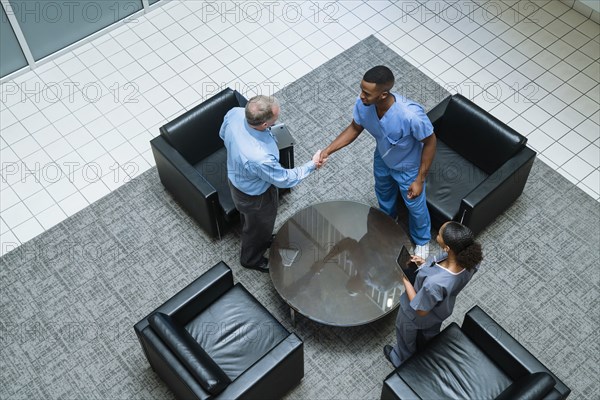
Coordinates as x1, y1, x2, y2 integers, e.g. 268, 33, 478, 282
353, 93, 433, 171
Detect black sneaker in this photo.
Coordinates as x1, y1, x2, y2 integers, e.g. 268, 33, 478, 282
383, 345, 394, 365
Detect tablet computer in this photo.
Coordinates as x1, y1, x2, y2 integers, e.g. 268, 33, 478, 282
396, 245, 418, 282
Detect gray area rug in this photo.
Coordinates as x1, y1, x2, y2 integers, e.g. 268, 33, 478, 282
1, 36, 598, 399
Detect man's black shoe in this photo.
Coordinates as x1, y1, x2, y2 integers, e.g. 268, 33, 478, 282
242, 257, 269, 273
383, 345, 394, 365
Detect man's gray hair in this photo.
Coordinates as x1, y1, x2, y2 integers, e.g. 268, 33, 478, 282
245, 95, 279, 126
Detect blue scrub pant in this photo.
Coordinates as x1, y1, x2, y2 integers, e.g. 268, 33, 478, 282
373, 150, 431, 245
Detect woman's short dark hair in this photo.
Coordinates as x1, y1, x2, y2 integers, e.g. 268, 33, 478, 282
363, 66, 395, 88
441, 222, 483, 270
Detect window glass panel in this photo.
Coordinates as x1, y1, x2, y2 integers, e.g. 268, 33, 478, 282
149, 0, 160, 4
0, 5, 28, 78
9, 0, 143, 61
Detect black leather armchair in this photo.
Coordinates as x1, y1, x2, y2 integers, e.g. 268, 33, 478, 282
134, 261, 304, 400
424, 94, 536, 235
381, 306, 570, 400
150, 88, 295, 238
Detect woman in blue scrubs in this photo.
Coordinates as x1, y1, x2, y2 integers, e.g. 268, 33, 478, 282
384, 221, 483, 367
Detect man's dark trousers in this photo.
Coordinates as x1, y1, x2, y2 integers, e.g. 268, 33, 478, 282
229, 181, 278, 267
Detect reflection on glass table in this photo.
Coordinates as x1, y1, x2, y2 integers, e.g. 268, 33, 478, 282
269, 201, 412, 326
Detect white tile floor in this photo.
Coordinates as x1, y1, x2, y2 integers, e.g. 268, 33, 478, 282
1, 0, 599, 256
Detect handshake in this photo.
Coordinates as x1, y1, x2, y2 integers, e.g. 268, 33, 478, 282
312, 150, 329, 169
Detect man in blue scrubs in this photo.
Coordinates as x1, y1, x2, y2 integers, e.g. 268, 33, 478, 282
220, 95, 324, 272
320, 66, 436, 257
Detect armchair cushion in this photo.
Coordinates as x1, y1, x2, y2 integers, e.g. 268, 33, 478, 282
185, 284, 290, 380
148, 312, 230, 395
495, 372, 556, 400
426, 141, 488, 223
396, 323, 511, 399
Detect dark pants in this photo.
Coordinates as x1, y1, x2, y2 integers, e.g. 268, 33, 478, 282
390, 306, 442, 367
229, 181, 278, 267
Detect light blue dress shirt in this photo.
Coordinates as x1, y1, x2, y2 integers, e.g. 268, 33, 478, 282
353, 93, 434, 171
219, 108, 316, 195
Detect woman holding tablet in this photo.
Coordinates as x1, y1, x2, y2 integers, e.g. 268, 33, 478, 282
384, 221, 483, 367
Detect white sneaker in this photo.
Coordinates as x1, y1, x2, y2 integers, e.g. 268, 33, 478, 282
414, 244, 429, 259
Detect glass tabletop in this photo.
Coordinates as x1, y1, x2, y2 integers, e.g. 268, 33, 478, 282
269, 201, 411, 326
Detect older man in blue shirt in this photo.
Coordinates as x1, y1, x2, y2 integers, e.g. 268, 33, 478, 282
220, 95, 323, 272
320, 66, 436, 258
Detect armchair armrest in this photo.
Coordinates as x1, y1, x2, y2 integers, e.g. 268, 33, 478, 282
149, 312, 231, 395
459, 146, 536, 235
140, 327, 212, 400
462, 306, 570, 399
381, 371, 420, 400
151, 135, 223, 238
152, 135, 217, 195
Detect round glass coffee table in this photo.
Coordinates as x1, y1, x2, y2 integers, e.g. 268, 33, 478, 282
269, 201, 411, 326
